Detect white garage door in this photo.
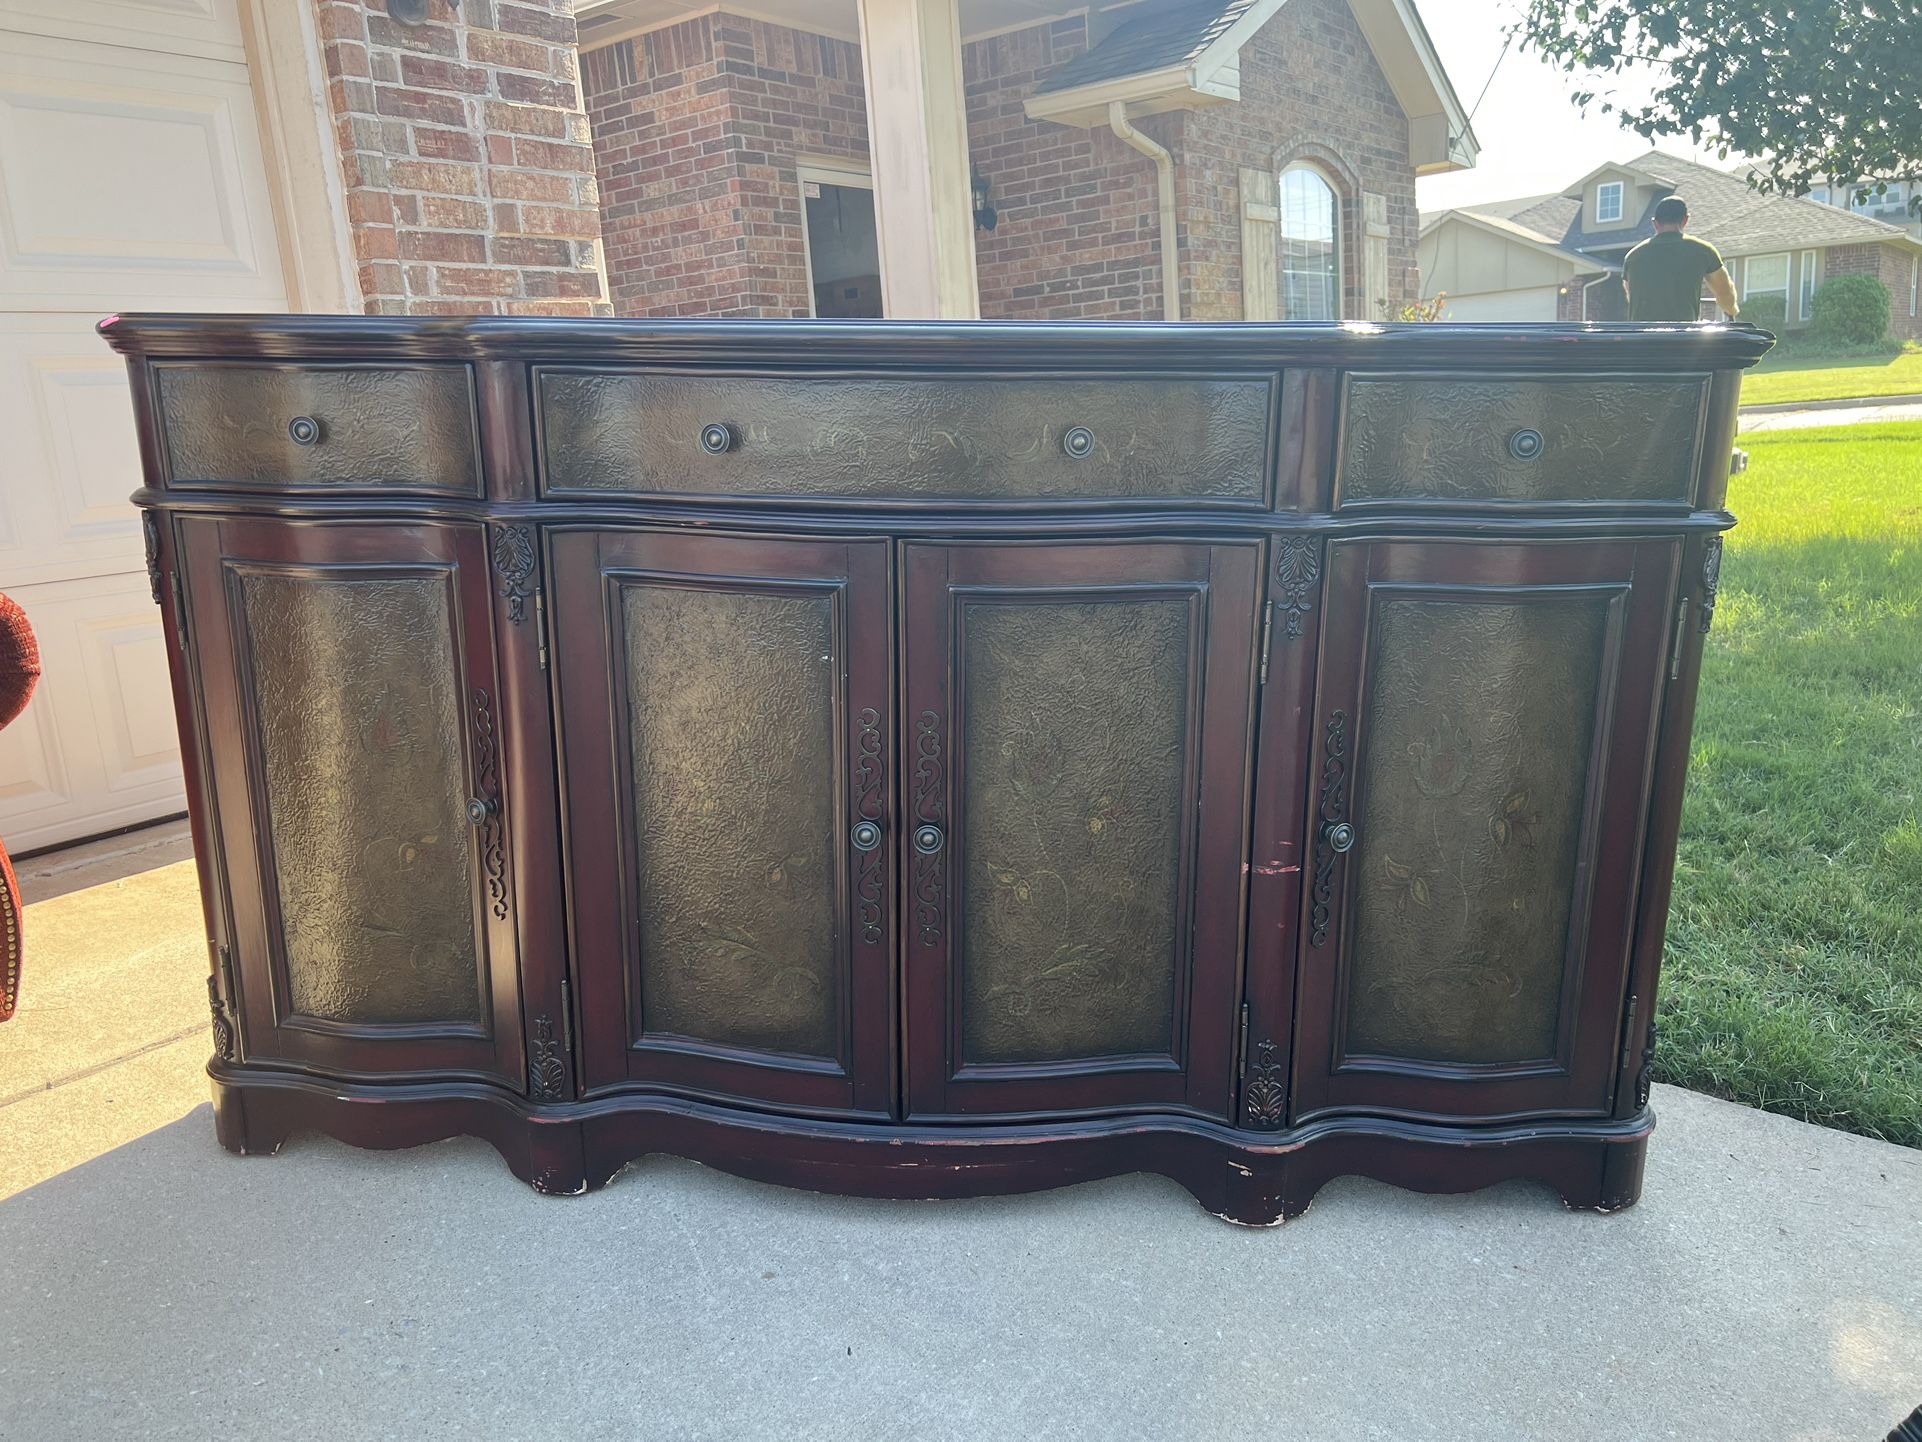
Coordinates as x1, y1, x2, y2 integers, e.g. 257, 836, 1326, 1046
1441, 286, 1563, 322
0, 0, 289, 851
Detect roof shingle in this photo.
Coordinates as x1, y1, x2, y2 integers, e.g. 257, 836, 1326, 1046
1032, 0, 1257, 95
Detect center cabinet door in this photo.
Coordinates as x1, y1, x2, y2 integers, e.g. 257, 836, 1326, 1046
550, 530, 893, 1117
900, 541, 1261, 1121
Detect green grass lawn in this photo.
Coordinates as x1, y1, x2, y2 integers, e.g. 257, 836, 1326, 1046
1661, 420, 1922, 1145
1741, 345, 1922, 407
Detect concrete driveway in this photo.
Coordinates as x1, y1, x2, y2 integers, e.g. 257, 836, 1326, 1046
3, 825, 1919, 1441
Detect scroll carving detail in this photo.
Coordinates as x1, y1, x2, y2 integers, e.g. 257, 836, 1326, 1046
1243, 1039, 1287, 1129
471, 688, 508, 921
142, 512, 164, 606
913, 709, 945, 949
1309, 710, 1349, 948
1698, 537, 1723, 634
854, 707, 885, 948
529, 1014, 567, 1100
207, 971, 236, 1063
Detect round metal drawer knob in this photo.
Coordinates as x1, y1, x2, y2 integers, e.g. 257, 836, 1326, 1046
466, 796, 497, 826
1324, 821, 1356, 854
287, 415, 321, 447
699, 422, 735, 455
1507, 427, 1544, 462
912, 823, 944, 855
850, 820, 882, 853
1062, 425, 1096, 459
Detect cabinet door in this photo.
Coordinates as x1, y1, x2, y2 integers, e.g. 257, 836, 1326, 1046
178, 517, 524, 1084
550, 530, 893, 1117
901, 540, 1260, 1120
1292, 538, 1681, 1122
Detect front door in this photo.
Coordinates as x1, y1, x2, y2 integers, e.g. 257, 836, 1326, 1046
900, 540, 1261, 1121
550, 529, 894, 1118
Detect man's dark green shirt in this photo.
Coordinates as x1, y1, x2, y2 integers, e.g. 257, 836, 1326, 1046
1623, 230, 1725, 321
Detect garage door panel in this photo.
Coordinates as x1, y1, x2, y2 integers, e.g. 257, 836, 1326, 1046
0, 574, 184, 851
0, 0, 245, 73
0, 316, 147, 588
0, 32, 283, 309
1440, 287, 1563, 323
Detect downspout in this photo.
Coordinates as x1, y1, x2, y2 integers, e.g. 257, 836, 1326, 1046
1108, 101, 1181, 321
1581, 271, 1615, 321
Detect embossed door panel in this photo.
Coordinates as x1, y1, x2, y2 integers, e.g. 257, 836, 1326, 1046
901, 540, 1260, 1120
1292, 538, 1682, 1123
176, 517, 524, 1084
550, 529, 892, 1117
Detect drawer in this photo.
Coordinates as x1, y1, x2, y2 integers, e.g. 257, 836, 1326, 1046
536, 369, 1276, 505
154, 362, 481, 493
1335, 374, 1709, 506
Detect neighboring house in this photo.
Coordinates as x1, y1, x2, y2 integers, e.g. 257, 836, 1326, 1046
576, 0, 1478, 321
1803, 178, 1921, 241
1421, 150, 1922, 339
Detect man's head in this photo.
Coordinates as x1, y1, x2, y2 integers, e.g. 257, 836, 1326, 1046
1652, 196, 1689, 232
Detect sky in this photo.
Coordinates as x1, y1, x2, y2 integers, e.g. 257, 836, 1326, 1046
1413, 0, 1745, 215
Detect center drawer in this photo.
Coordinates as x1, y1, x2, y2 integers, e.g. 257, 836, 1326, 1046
535, 368, 1278, 506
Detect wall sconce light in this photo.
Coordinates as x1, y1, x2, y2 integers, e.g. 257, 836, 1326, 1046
971, 170, 998, 232
388, 0, 447, 26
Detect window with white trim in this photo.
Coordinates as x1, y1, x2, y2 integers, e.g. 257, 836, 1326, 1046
1278, 165, 1341, 321
1744, 251, 1790, 301
1799, 250, 1817, 319
1912, 255, 1919, 317
1596, 181, 1624, 223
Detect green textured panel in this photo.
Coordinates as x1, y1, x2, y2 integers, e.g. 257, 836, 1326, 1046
1346, 594, 1611, 1064
239, 570, 482, 1027
623, 582, 840, 1058
1338, 377, 1704, 504
959, 597, 1193, 1064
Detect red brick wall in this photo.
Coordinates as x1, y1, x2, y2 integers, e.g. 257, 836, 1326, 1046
966, 19, 1166, 320
581, 0, 1421, 321
1821, 242, 1922, 339
315, 0, 607, 315
1176, 0, 1416, 320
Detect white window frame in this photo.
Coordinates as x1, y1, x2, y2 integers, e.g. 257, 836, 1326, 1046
1799, 250, 1818, 320
1744, 251, 1790, 301
1911, 254, 1918, 317
1276, 163, 1344, 321
1596, 180, 1624, 224
796, 159, 878, 320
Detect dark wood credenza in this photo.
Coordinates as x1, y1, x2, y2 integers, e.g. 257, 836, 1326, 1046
102, 315, 1770, 1224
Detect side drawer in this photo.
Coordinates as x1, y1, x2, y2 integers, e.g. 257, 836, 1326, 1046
153, 361, 481, 493
1335, 373, 1709, 507
536, 369, 1278, 506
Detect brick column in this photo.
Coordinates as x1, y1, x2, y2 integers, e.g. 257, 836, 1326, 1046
313, 0, 609, 315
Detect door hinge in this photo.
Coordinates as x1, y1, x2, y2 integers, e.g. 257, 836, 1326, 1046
1669, 597, 1689, 680
1237, 1001, 1250, 1079
535, 589, 549, 673
1257, 601, 1274, 687
558, 974, 573, 1053
170, 572, 190, 652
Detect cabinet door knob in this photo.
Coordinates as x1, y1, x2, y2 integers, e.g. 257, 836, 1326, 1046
850, 819, 882, 852
1323, 820, 1356, 854
912, 823, 944, 855
466, 796, 498, 826
1062, 425, 1095, 459
699, 422, 734, 454
287, 415, 321, 446
1507, 427, 1544, 461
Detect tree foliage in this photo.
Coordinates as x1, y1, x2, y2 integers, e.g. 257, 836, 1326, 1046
1512, 1, 1921, 202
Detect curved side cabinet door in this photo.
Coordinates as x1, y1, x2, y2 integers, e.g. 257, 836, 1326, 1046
177, 516, 526, 1085
1291, 536, 1682, 1124
548, 529, 894, 1118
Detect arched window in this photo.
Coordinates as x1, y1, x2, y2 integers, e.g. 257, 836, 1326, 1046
1278, 165, 1341, 320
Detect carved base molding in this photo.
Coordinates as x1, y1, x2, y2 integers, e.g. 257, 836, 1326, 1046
206, 1066, 1653, 1224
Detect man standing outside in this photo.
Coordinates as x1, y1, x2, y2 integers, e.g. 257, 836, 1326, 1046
1623, 196, 1740, 321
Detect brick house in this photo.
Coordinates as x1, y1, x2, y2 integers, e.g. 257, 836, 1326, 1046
1421, 150, 1922, 339
576, 0, 1477, 321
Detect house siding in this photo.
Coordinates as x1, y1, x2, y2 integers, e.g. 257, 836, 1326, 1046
313, 0, 609, 315
580, 0, 1419, 320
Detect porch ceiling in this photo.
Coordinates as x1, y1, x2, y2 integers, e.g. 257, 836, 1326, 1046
575, 0, 1100, 47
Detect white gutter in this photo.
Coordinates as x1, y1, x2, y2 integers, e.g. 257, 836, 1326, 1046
1107, 101, 1181, 322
